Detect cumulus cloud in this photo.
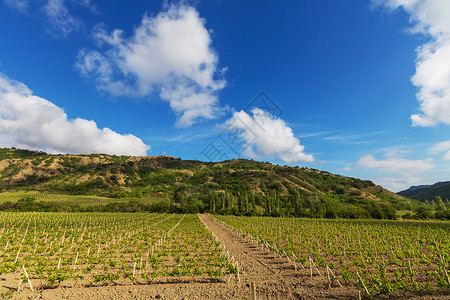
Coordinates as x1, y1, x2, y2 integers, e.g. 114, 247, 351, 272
75, 4, 226, 127
0, 73, 150, 156
356, 152, 435, 191
223, 108, 314, 163
357, 154, 434, 174
430, 140, 450, 160
374, 0, 450, 126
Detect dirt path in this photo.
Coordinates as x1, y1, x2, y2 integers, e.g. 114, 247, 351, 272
197, 214, 355, 299
198, 214, 281, 280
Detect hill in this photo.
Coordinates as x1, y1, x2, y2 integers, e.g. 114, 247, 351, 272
398, 181, 450, 202
0, 147, 416, 218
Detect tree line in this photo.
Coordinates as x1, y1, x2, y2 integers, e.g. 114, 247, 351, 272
2, 191, 449, 220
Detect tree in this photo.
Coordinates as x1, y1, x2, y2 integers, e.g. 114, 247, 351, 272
435, 196, 446, 211
414, 204, 433, 219
250, 191, 256, 214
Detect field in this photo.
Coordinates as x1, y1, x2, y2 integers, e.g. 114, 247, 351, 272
0, 192, 162, 207
0, 211, 448, 299
213, 215, 450, 297
0, 212, 239, 298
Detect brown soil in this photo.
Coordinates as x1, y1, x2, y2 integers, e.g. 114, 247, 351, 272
9, 215, 449, 299
0, 160, 10, 172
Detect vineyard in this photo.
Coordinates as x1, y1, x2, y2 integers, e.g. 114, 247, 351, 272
0, 212, 449, 299
213, 215, 450, 297
0, 212, 236, 297
0, 192, 160, 206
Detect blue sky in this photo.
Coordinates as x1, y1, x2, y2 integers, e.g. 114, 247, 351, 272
0, 0, 449, 192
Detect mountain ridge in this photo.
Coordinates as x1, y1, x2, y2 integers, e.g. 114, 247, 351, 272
403, 184, 433, 192
398, 181, 450, 202
0, 147, 414, 218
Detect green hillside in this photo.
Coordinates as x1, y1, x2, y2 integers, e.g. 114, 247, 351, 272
398, 181, 450, 202
0, 147, 436, 219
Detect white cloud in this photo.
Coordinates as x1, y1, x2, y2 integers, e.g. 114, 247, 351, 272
4, 0, 94, 37
71, 0, 96, 12
443, 152, 450, 161
430, 140, 450, 160
75, 4, 226, 127
3, 0, 29, 13
374, 0, 450, 126
337, 166, 352, 172
430, 140, 450, 152
357, 154, 434, 174
0, 73, 150, 156
356, 153, 435, 191
223, 108, 314, 163
375, 176, 423, 192
43, 0, 82, 37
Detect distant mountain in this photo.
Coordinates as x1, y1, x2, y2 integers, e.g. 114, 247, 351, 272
404, 184, 432, 192
398, 181, 450, 202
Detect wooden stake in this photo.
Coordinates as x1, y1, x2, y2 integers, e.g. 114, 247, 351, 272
293, 253, 304, 269
356, 271, 370, 296
310, 258, 323, 278
283, 250, 291, 263
14, 249, 20, 264
237, 261, 240, 283
444, 268, 450, 286
22, 265, 34, 291
251, 281, 257, 300
73, 252, 79, 270
326, 265, 342, 287
326, 265, 331, 288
